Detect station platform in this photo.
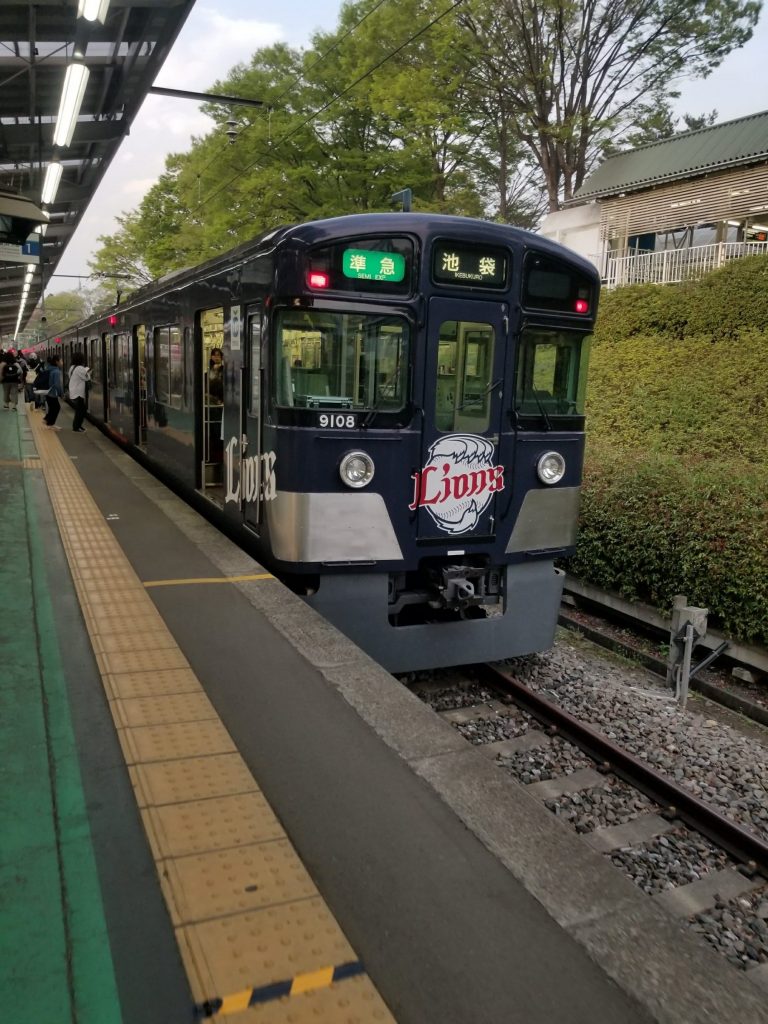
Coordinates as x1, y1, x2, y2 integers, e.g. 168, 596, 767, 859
2, 399, 767, 1024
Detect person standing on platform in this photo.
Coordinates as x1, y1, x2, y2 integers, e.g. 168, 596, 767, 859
42, 354, 64, 429
67, 351, 91, 432
1, 352, 23, 410
24, 358, 38, 407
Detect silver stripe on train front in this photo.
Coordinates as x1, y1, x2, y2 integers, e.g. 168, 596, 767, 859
267, 492, 404, 563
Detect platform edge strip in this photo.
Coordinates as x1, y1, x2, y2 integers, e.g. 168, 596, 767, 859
198, 960, 366, 1018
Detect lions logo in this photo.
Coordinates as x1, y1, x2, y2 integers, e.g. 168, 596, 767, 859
409, 434, 504, 534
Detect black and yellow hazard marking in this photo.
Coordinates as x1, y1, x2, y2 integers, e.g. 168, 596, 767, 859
143, 573, 274, 588
199, 961, 366, 1018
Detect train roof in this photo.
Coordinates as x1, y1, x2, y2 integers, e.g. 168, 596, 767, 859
140, 213, 599, 294
57, 212, 599, 337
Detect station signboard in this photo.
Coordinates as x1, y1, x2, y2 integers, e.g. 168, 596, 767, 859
0, 234, 41, 265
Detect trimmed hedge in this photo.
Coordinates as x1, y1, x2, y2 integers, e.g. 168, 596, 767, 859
572, 257, 768, 645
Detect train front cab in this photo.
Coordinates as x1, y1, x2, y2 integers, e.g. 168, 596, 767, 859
288, 231, 597, 673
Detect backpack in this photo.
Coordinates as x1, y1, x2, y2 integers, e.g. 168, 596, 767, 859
3, 361, 20, 383
35, 367, 51, 392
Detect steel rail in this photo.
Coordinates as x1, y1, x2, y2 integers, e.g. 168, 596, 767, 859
480, 663, 768, 877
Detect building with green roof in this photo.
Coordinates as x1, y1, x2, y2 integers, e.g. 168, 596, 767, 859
539, 110, 768, 286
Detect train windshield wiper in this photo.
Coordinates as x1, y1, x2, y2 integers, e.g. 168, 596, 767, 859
531, 388, 552, 431
362, 377, 398, 427
457, 378, 502, 412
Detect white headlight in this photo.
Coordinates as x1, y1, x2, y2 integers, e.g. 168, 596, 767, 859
537, 451, 566, 485
340, 451, 375, 488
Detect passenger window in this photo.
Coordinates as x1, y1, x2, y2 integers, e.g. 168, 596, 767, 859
154, 325, 183, 409
435, 320, 495, 432
515, 328, 590, 417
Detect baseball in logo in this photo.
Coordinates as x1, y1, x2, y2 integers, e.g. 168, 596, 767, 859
409, 434, 504, 534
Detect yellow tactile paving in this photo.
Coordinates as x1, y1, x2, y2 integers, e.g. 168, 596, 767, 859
104, 667, 201, 700
143, 791, 284, 858
130, 754, 259, 807
160, 842, 318, 926
91, 629, 181, 655
178, 899, 357, 1001
29, 416, 395, 1023
95, 646, 192, 676
119, 719, 237, 765
112, 692, 219, 728
87, 611, 167, 637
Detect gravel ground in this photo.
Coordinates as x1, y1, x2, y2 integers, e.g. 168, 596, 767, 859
503, 637, 768, 840
609, 827, 732, 894
501, 737, 591, 784
690, 884, 768, 968
564, 605, 768, 712
413, 677, 495, 711
545, 778, 656, 832
456, 712, 531, 744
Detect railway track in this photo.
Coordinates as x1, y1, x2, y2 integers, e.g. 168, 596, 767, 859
411, 656, 768, 985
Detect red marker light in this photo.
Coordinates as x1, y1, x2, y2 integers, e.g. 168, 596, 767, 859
108, 314, 118, 326
574, 299, 589, 314
55, 336, 61, 344
308, 272, 330, 289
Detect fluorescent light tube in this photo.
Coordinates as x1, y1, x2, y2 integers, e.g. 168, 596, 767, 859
53, 63, 90, 147
41, 163, 63, 204
78, 0, 110, 22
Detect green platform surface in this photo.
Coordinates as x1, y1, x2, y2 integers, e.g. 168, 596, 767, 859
0, 408, 121, 1024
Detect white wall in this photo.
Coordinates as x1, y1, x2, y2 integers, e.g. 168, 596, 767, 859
538, 205, 603, 268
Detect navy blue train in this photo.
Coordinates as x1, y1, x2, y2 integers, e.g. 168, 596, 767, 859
47, 213, 599, 671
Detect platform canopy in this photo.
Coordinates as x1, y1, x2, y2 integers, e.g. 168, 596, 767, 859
0, 0, 197, 342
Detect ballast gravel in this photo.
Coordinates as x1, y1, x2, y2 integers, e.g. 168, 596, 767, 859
409, 636, 768, 973
501, 737, 591, 784
503, 638, 768, 841
609, 827, 732, 894
690, 885, 768, 968
545, 778, 656, 832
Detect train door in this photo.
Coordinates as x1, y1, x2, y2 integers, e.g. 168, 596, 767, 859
135, 324, 148, 447
241, 304, 264, 534
103, 333, 114, 420
198, 306, 225, 501
416, 297, 509, 540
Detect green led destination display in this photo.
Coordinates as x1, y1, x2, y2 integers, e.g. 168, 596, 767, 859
433, 242, 507, 288
342, 248, 406, 282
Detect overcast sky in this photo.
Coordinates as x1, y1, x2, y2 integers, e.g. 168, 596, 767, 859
49, 0, 768, 294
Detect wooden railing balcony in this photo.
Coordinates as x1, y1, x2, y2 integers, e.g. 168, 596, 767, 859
592, 241, 768, 287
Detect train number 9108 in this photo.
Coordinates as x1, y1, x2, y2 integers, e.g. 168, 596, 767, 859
318, 413, 357, 428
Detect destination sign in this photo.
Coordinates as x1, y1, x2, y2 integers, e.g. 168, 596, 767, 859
433, 243, 507, 288
343, 248, 406, 282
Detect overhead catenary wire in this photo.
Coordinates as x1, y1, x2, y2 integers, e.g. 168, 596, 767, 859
197, 0, 466, 212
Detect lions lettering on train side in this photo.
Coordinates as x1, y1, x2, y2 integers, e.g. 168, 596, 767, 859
409, 434, 504, 534
224, 437, 277, 504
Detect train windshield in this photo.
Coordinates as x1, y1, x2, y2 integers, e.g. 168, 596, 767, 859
514, 327, 590, 419
274, 310, 409, 411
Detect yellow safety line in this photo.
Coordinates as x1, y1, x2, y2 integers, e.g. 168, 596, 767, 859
143, 573, 274, 588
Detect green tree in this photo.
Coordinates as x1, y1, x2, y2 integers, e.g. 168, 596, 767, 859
462, 0, 760, 210
87, 210, 154, 288
37, 289, 93, 335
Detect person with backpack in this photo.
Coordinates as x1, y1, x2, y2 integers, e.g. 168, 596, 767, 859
38, 355, 64, 429
1, 352, 22, 410
24, 358, 38, 407
67, 351, 91, 432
